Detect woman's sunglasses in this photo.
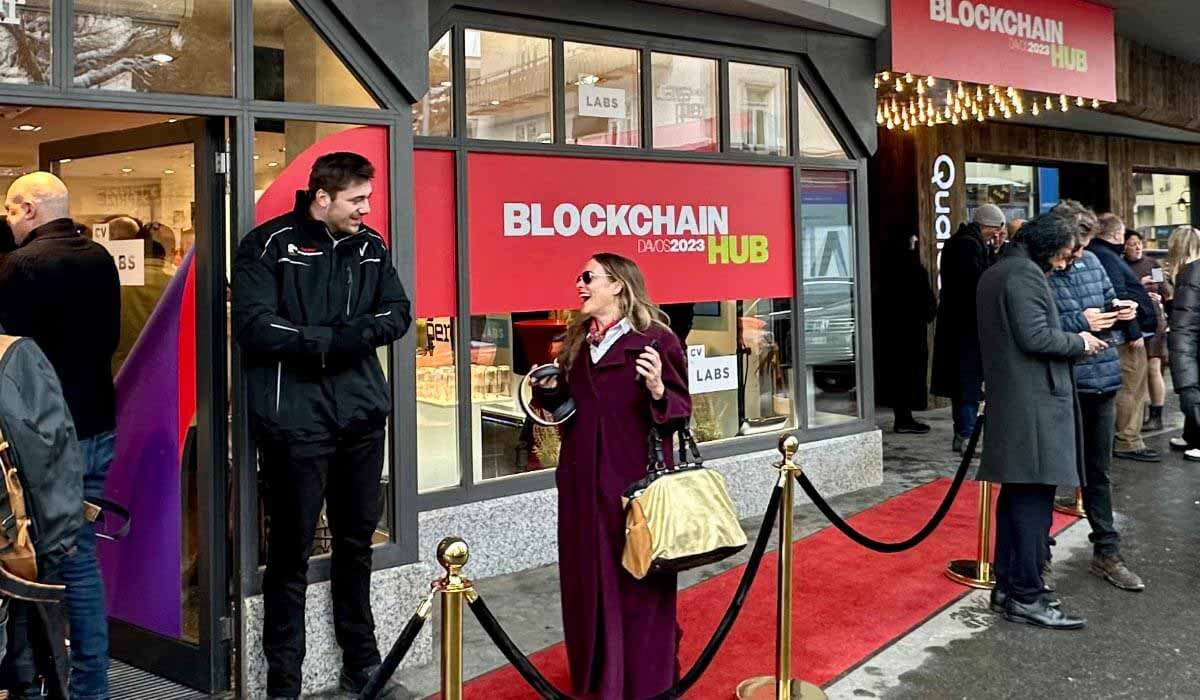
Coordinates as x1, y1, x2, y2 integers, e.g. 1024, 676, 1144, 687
576, 271, 613, 285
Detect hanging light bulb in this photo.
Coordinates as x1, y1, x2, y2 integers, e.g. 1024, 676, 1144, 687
956, 81, 965, 98
1076, 95, 1085, 106
916, 81, 926, 95
1031, 102, 1040, 116
976, 111, 984, 122
988, 104, 995, 118
904, 72, 914, 83
873, 76, 880, 89
926, 76, 936, 86
951, 114, 959, 125
1015, 102, 1023, 114
876, 109, 884, 125
946, 89, 954, 105
1092, 98, 1100, 109
1046, 96, 1053, 109
886, 116, 894, 129
881, 71, 891, 81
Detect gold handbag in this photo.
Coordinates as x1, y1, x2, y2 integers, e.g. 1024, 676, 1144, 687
621, 428, 747, 579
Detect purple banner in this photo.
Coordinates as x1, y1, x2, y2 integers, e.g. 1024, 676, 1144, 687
99, 251, 194, 638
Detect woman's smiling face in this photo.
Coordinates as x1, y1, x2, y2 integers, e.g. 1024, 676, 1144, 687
576, 258, 622, 318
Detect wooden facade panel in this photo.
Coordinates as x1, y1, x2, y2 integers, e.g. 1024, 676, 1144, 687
1107, 137, 1132, 223
1034, 128, 1106, 164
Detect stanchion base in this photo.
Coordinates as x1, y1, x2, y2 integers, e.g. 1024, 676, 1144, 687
735, 676, 826, 700
1053, 500, 1086, 518
945, 559, 995, 589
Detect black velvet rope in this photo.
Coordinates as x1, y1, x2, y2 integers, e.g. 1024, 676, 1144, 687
467, 481, 786, 700
793, 413, 985, 554
359, 610, 428, 700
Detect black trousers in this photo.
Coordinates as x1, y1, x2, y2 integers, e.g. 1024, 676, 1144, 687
1078, 392, 1120, 557
260, 427, 385, 696
993, 483, 1057, 605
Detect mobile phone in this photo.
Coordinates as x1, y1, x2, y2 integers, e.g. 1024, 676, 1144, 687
636, 339, 660, 382
1152, 267, 1164, 283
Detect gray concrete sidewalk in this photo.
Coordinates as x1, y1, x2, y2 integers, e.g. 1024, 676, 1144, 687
322, 393, 1184, 699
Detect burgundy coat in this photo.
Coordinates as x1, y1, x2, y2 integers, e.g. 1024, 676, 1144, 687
554, 322, 691, 699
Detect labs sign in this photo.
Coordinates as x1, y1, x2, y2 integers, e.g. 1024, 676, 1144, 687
469, 153, 794, 315
890, 0, 1116, 102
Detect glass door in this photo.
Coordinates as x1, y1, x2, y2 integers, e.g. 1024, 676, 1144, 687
39, 118, 230, 693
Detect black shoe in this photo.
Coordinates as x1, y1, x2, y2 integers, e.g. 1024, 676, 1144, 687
1003, 598, 1086, 630
894, 420, 931, 434
991, 587, 1059, 612
952, 434, 964, 454
340, 663, 413, 699
1113, 448, 1161, 463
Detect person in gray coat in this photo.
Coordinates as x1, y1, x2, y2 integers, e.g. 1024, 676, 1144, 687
976, 214, 1108, 630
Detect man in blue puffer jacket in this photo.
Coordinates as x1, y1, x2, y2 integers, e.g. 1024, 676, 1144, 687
1047, 203, 1145, 593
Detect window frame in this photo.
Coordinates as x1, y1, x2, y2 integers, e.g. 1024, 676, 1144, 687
414, 9, 874, 511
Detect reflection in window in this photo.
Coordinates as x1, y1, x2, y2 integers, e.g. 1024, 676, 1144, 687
252, 120, 392, 562
565, 42, 640, 147
470, 312, 557, 482
0, 1, 50, 84
801, 170, 858, 426
414, 32, 452, 137
797, 83, 846, 159
966, 162, 1034, 224
417, 316, 461, 491
73, 0, 232, 95
1134, 172, 1191, 249
651, 53, 717, 152
252, 0, 379, 108
730, 63, 788, 156
465, 29, 552, 142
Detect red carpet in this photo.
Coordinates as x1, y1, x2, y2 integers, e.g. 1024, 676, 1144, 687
458, 479, 1078, 699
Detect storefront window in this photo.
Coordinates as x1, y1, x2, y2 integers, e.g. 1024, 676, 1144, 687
801, 170, 858, 426
651, 52, 717, 152
414, 31, 452, 138
729, 62, 788, 156
253, 119, 393, 557
797, 82, 845, 159
465, 29, 553, 142
414, 150, 460, 492
73, 0, 232, 96
0, 1, 50, 84
253, 0, 380, 109
564, 42, 640, 147
966, 162, 1034, 223
1134, 172, 1192, 248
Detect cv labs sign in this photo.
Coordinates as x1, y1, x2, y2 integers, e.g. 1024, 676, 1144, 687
889, 0, 1116, 102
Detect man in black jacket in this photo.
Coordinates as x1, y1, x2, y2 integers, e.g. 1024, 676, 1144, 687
0, 172, 120, 700
1089, 212, 1160, 463
232, 153, 412, 699
932, 204, 1006, 453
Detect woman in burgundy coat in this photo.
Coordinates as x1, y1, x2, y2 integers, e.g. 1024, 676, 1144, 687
533, 252, 692, 699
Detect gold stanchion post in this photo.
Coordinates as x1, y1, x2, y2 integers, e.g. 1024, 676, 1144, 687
736, 435, 826, 700
436, 537, 476, 700
1054, 486, 1087, 518
945, 480, 996, 589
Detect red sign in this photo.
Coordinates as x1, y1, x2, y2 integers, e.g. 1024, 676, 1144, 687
890, 0, 1116, 102
467, 153, 794, 315
414, 150, 457, 317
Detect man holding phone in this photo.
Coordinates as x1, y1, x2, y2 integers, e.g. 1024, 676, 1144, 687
1124, 230, 1171, 432
1047, 202, 1146, 592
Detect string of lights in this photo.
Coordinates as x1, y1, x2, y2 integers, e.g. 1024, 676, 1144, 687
876, 71, 1103, 131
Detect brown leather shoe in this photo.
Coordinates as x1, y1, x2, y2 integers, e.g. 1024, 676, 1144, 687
1089, 554, 1145, 591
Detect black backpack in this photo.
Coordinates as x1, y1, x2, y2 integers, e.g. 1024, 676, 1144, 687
0, 334, 84, 603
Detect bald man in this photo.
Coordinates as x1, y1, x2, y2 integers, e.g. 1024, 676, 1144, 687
0, 172, 119, 700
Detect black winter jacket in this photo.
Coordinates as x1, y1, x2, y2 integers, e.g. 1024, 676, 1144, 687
931, 222, 989, 402
1170, 260, 1200, 393
0, 218, 120, 439
232, 192, 412, 442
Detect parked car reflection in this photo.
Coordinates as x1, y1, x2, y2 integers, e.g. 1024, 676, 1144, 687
804, 277, 855, 392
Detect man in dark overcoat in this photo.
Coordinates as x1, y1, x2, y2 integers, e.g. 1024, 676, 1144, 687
932, 203, 1006, 453
975, 214, 1108, 630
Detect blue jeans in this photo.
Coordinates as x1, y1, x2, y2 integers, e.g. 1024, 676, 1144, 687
59, 431, 113, 699
952, 400, 978, 439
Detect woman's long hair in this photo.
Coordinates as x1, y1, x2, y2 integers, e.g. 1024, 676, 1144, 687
1165, 226, 1200, 284
557, 252, 669, 373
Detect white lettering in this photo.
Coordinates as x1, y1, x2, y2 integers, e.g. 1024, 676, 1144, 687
629, 204, 652, 236
581, 204, 605, 236
932, 154, 956, 242
703, 206, 729, 236
652, 205, 675, 236
929, 0, 946, 22
530, 203, 554, 236
606, 204, 631, 235
677, 206, 698, 236
503, 203, 530, 236
553, 203, 580, 236
958, 1, 975, 29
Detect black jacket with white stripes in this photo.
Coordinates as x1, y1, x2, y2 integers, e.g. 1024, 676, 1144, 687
232, 191, 411, 442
